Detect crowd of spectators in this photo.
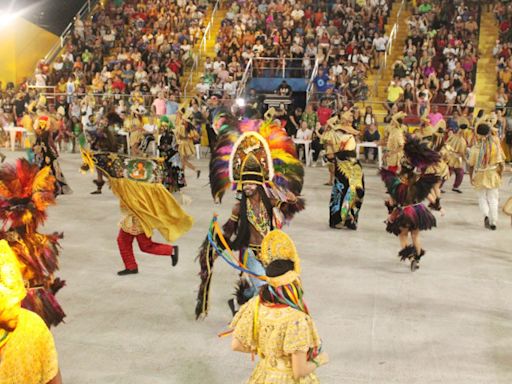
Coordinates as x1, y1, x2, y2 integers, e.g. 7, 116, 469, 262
0, 0, 223, 154
195, 0, 393, 103
32, 0, 211, 106
386, 0, 481, 121
492, 0, 512, 147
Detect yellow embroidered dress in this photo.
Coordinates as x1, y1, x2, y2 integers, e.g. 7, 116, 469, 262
0, 309, 59, 384
230, 297, 321, 384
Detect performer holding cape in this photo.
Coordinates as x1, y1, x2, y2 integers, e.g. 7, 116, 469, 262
81, 149, 193, 275
195, 112, 305, 319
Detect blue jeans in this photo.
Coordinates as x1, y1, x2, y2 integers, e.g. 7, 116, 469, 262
242, 250, 266, 300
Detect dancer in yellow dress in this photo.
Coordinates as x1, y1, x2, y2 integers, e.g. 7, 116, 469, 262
230, 230, 328, 383
176, 108, 200, 178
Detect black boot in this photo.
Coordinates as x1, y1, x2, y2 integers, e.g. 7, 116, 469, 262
410, 249, 425, 272
227, 298, 237, 316
428, 198, 442, 211
484, 216, 490, 229
91, 179, 105, 195
171, 246, 179, 266
117, 268, 138, 276
398, 245, 416, 261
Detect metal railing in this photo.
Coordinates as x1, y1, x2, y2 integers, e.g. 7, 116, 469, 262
372, 0, 406, 98
236, 57, 253, 98
183, 0, 222, 98
23, 89, 236, 110
306, 58, 320, 104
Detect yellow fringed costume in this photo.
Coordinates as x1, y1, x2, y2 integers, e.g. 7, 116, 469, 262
110, 178, 193, 243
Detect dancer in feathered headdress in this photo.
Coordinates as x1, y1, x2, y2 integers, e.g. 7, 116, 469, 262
380, 136, 440, 271
195, 112, 305, 319
0, 159, 65, 326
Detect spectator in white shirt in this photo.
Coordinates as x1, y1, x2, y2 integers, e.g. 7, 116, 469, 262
291, 5, 304, 21
372, 32, 388, 69
295, 121, 313, 163
213, 57, 225, 73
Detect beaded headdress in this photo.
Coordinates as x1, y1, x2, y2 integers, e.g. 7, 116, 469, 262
230, 132, 273, 191
260, 230, 301, 287
0, 240, 26, 309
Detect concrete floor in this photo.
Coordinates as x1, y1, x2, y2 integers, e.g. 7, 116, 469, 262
5, 152, 512, 384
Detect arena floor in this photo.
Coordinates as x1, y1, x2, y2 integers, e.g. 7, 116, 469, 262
6, 151, 511, 384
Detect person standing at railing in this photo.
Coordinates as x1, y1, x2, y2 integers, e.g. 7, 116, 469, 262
151, 92, 167, 117
65, 76, 75, 104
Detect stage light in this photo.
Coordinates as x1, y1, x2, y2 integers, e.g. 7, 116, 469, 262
0, 9, 25, 29
0, 12, 16, 28
235, 98, 245, 107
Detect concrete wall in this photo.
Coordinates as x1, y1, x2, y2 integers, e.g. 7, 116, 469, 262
0, 17, 58, 85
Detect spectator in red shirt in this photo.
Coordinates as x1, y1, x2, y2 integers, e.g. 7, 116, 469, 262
112, 76, 126, 93
316, 99, 333, 127
314, 10, 324, 26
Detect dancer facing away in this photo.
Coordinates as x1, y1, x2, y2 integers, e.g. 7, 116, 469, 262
196, 114, 304, 319
0, 241, 62, 384
415, 118, 449, 214
468, 123, 505, 230
384, 111, 406, 173
326, 111, 365, 230
158, 116, 186, 193
380, 136, 440, 271
33, 114, 72, 196
229, 230, 328, 383
445, 124, 467, 193
176, 108, 201, 178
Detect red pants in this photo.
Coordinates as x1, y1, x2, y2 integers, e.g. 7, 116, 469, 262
117, 229, 173, 270
388, 165, 399, 173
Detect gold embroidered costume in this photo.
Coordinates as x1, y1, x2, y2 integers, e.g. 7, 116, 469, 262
230, 298, 321, 384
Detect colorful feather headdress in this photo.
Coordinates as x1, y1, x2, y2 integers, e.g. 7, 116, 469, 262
0, 159, 55, 229
0, 159, 65, 327
209, 112, 304, 202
